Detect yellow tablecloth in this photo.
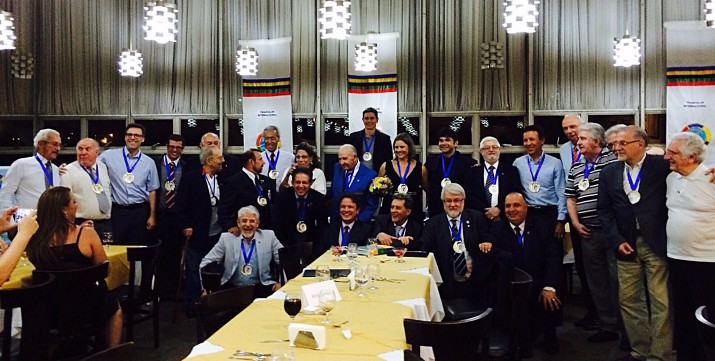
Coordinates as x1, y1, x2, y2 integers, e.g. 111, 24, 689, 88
1, 245, 131, 290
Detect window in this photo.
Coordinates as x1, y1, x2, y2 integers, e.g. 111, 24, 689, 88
644, 113, 666, 144
0, 119, 34, 148
181, 118, 220, 147
135, 119, 174, 147
41, 119, 81, 148
588, 114, 635, 133
397, 117, 420, 145
227, 118, 245, 147
323, 153, 338, 182
323, 117, 351, 146
292, 118, 317, 146
533, 116, 566, 145
428, 116, 472, 146
479, 115, 525, 147
88, 119, 126, 148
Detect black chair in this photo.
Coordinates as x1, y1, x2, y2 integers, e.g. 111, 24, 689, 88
278, 242, 314, 283
111, 241, 161, 347
78, 342, 133, 361
195, 285, 255, 343
0, 274, 55, 361
490, 267, 534, 360
404, 307, 493, 361
200, 262, 224, 294
32, 262, 110, 360
443, 260, 502, 321
696, 305, 715, 361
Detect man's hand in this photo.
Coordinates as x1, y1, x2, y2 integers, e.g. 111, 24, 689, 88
146, 215, 156, 230
397, 236, 413, 245
478, 242, 492, 253
484, 207, 500, 221
618, 242, 634, 256
707, 167, 715, 183
58, 163, 68, 176
539, 290, 561, 311
79, 220, 94, 228
554, 223, 565, 241
376, 232, 393, 245
271, 283, 282, 292
0, 206, 19, 234
572, 222, 591, 239
228, 227, 240, 236
183, 228, 193, 239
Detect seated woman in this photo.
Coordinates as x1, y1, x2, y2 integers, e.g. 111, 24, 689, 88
25, 187, 122, 348
0, 206, 40, 285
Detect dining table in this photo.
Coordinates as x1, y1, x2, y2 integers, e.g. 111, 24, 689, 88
185, 251, 444, 361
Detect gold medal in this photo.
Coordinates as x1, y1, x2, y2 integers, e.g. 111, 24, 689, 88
92, 184, 104, 194
528, 181, 540, 193
578, 178, 590, 191
397, 183, 409, 194
363, 152, 373, 162
627, 191, 641, 204
257, 196, 268, 206
452, 241, 465, 254
296, 221, 307, 233
165, 180, 176, 191
441, 178, 451, 188
269, 170, 279, 179
122, 173, 134, 184
241, 264, 253, 276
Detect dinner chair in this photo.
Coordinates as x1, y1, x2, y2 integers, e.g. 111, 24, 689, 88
0, 273, 55, 361
278, 242, 314, 283
78, 342, 133, 361
111, 241, 161, 347
490, 267, 534, 360
32, 262, 110, 360
404, 307, 493, 361
200, 262, 224, 294
195, 285, 255, 343
696, 305, 715, 361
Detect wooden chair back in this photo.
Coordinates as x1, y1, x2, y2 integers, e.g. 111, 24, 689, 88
196, 285, 255, 343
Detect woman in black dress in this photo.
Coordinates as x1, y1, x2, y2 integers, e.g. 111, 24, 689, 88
378, 133, 429, 221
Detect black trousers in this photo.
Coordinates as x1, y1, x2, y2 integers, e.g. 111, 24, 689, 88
567, 222, 596, 316
111, 202, 150, 245
152, 210, 184, 298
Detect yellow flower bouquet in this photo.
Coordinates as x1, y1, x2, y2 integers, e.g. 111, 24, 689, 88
369, 176, 394, 197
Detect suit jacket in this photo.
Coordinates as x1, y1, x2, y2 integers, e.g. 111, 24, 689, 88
425, 152, 477, 217
464, 162, 523, 218
273, 188, 328, 246
330, 162, 378, 222
597, 155, 669, 258
349, 129, 393, 173
218, 170, 276, 231
314, 220, 372, 258
152, 155, 187, 214
491, 218, 561, 290
421, 209, 497, 299
199, 230, 283, 287
186, 153, 242, 180
371, 214, 424, 250
174, 169, 220, 253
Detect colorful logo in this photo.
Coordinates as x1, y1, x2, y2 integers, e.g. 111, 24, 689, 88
681, 123, 711, 145
254, 133, 281, 151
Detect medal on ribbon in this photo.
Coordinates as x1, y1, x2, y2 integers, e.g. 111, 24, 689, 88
578, 153, 601, 191
35, 155, 54, 187
205, 174, 218, 207
266, 151, 280, 179
363, 136, 375, 162
240, 240, 256, 276
626, 166, 643, 204
81, 164, 103, 194
396, 160, 411, 194
441, 154, 455, 188
526, 154, 545, 193
122, 150, 142, 184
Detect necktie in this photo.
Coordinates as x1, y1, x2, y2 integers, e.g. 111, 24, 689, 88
45, 161, 52, 188
514, 226, 522, 246
451, 219, 467, 277
91, 167, 110, 214
342, 226, 350, 246
166, 162, 176, 209
572, 146, 579, 163
297, 197, 305, 218
395, 225, 403, 238
270, 152, 276, 166
485, 166, 495, 205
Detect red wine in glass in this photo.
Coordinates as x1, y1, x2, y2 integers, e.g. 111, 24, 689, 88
284, 296, 302, 322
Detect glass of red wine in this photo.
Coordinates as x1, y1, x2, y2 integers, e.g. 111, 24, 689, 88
393, 247, 407, 263
284, 293, 302, 324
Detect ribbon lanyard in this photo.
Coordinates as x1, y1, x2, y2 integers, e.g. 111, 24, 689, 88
397, 160, 411, 184
441, 154, 454, 179
527, 154, 545, 182
572, 145, 582, 163
450, 219, 462, 242
266, 150, 280, 171
363, 136, 375, 153
35, 155, 54, 186
123, 149, 142, 174
626, 166, 643, 192
583, 152, 602, 179
516, 230, 524, 246
255, 178, 263, 197
344, 170, 354, 189
241, 240, 256, 265
81, 165, 100, 185
341, 226, 351, 246
164, 155, 178, 181
205, 174, 217, 198
487, 166, 499, 184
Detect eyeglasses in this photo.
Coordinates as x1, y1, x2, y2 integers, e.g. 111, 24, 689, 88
481, 146, 500, 151
613, 140, 640, 148
125, 132, 144, 138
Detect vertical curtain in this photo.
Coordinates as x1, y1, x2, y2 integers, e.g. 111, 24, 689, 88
0, 0, 37, 115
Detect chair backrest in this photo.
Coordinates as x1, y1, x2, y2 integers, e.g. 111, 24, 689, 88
126, 241, 161, 295
200, 262, 224, 294
79, 342, 134, 361
196, 285, 255, 342
696, 305, 715, 361
404, 308, 493, 361
278, 242, 314, 283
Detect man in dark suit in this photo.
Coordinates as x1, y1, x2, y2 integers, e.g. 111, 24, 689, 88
371, 194, 423, 249
274, 167, 328, 247
151, 134, 187, 300
348, 107, 392, 173
465, 136, 522, 223
174, 145, 224, 317
186, 132, 242, 179
315, 194, 372, 258
218, 149, 275, 233
493, 192, 562, 354
421, 183, 498, 312
597, 126, 673, 361
425, 127, 477, 217
330, 144, 378, 222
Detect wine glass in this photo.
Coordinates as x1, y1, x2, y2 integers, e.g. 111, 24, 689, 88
316, 264, 331, 282
367, 263, 380, 291
102, 232, 113, 252
318, 289, 336, 324
393, 247, 406, 263
283, 293, 302, 324
346, 243, 358, 263
354, 266, 370, 297
270, 345, 295, 361
331, 245, 343, 262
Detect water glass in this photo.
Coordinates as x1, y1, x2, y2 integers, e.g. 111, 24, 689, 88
316, 264, 331, 282
367, 263, 380, 291
354, 266, 369, 297
270, 345, 295, 361
367, 239, 378, 258
102, 232, 113, 251
347, 243, 358, 263
331, 245, 343, 262
318, 289, 336, 324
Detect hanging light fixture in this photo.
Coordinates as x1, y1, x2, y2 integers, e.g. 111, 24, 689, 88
706, 0, 715, 28
503, 0, 540, 34
235, 46, 259, 76
354, 42, 377, 72
118, 49, 144, 77
613, 32, 641, 67
144, 1, 178, 44
319, 0, 352, 40
0, 10, 17, 50
10, 52, 34, 79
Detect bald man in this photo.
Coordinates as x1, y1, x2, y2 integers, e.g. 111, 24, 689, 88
186, 132, 241, 179
330, 144, 378, 222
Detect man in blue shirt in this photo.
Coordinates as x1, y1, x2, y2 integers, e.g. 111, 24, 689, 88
513, 125, 567, 242
99, 123, 161, 245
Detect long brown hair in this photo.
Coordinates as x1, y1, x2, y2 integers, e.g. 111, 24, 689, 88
27, 186, 74, 267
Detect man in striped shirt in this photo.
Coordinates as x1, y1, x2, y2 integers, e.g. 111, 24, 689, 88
565, 123, 622, 344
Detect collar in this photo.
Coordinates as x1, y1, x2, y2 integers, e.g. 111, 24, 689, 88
241, 237, 254, 245
346, 160, 361, 174
165, 155, 181, 164
242, 167, 257, 182
626, 153, 647, 172
294, 192, 308, 200
485, 161, 499, 170
124, 147, 142, 158
394, 219, 408, 228
35, 153, 51, 164
445, 214, 462, 224
529, 151, 544, 163
512, 221, 526, 232
341, 221, 355, 229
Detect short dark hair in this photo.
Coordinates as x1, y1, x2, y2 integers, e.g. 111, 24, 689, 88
241, 148, 261, 167
295, 142, 321, 168
522, 125, 545, 140
339, 193, 361, 209
436, 127, 459, 142
167, 134, 184, 144
362, 107, 379, 119
391, 193, 413, 210
292, 167, 313, 182
126, 123, 146, 136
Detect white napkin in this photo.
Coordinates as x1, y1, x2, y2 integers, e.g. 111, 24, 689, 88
394, 298, 429, 321
400, 267, 430, 277
185, 341, 224, 358
378, 349, 406, 361
267, 290, 287, 300
347, 269, 356, 291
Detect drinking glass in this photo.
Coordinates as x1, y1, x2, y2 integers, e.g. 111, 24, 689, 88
283, 293, 302, 323
102, 232, 113, 251
316, 264, 331, 282
354, 266, 369, 297
367, 238, 378, 258
393, 247, 406, 263
367, 263, 380, 291
346, 243, 358, 263
270, 345, 295, 361
331, 245, 343, 262
318, 289, 336, 324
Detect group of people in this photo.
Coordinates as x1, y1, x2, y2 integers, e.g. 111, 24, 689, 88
0, 108, 711, 360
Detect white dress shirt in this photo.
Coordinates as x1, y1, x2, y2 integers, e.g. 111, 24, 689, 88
0, 154, 60, 209
261, 149, 295, 190
483, 161, 500, 208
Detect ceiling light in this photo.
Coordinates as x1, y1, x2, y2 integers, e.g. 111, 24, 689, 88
0, 10, 17, 50
319, 0, 352, 40
118, 49, 144, 77
144, 1, 178, 44
354, 42, 377, 72
503, 0, 540, 34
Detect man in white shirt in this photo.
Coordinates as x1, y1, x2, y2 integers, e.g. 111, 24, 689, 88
60, 138, 112, 234
0, 129, 62, 210
260, 125, 294, 190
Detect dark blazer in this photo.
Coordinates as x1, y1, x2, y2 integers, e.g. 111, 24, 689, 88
349, 129, 392, 173
421, 209, 497, 299
464, 162, 523, 217
597, 155, 669, 258
218, 170, 276, 231
371, 214, 424, 250
152, 155, 187, 214
186, 153, 242, 180
330, 162, 378, 222
174, 169, 218, 254
273, 188, 328, 246
314, 220, 372, 258
425, 152, 477, 217
491, 217, 561, 290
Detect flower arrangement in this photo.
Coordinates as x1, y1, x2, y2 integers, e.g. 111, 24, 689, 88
369, 176, 394, 197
